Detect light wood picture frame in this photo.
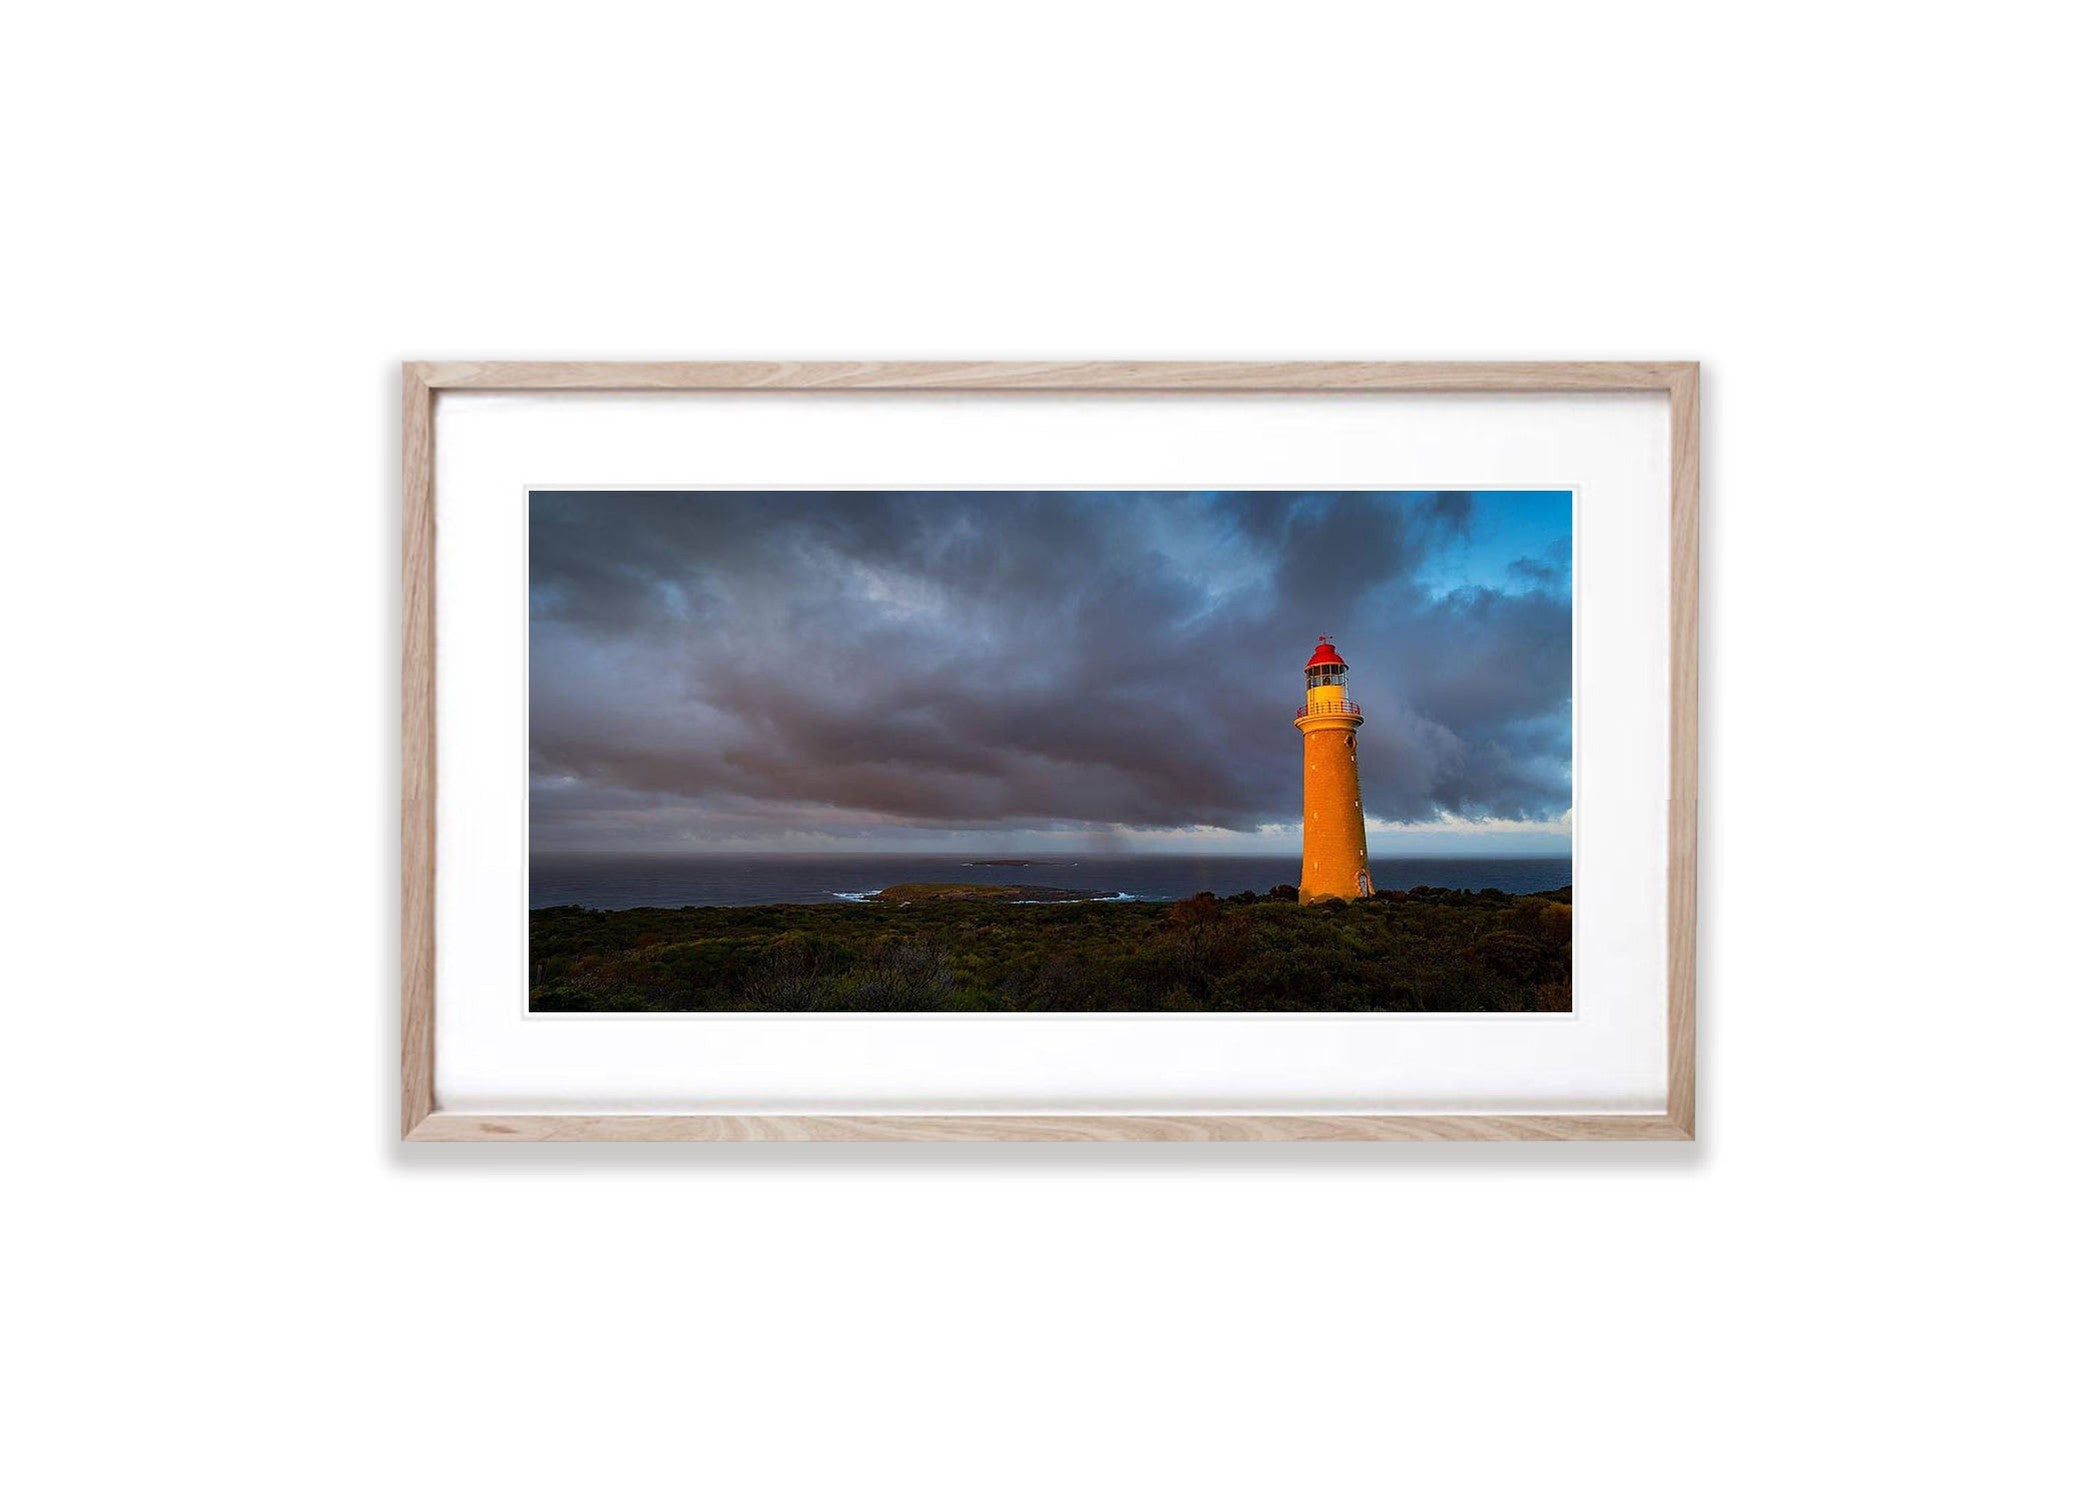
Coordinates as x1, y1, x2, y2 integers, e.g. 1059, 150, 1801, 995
402, 361, 1699, 1142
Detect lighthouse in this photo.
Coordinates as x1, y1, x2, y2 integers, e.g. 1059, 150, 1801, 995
1295, 636, 1373, 902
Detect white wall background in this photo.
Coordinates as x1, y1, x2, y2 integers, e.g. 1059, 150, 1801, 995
6, 4, 2092, 1496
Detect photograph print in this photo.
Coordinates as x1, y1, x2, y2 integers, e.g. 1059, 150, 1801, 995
529, 488, 1573, 1013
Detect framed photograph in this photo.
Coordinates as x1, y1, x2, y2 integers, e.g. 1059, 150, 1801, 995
403, 362, 1697, 1140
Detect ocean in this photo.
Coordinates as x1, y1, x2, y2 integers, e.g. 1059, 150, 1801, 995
530, 853, 1573, 910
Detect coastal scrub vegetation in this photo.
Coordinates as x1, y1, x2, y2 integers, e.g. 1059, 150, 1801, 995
529, 885, 1574, 1013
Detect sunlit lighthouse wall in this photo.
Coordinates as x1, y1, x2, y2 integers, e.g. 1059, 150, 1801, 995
1295, 636, 1373, 902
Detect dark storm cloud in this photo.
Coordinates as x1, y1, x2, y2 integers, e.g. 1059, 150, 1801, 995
530, 491, 1571, 847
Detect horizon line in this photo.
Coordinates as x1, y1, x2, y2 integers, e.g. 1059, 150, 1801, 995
532, 848, 1573, 859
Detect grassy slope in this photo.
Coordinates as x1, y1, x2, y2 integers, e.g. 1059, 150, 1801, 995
530, 886, 1574, 1014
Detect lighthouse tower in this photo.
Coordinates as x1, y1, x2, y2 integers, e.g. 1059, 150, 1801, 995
1295, 636, 1373, 902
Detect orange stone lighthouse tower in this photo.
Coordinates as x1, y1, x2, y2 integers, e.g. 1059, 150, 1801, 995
1295, 636, 1373, 902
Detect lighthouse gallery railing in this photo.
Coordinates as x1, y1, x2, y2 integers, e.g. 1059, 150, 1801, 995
1295, 698, 1362, 719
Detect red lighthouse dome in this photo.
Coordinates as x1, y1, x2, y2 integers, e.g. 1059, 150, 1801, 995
1304, 635, 1347, 670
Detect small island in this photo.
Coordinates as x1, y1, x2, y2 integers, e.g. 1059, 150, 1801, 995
873, 882, 1114, 903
